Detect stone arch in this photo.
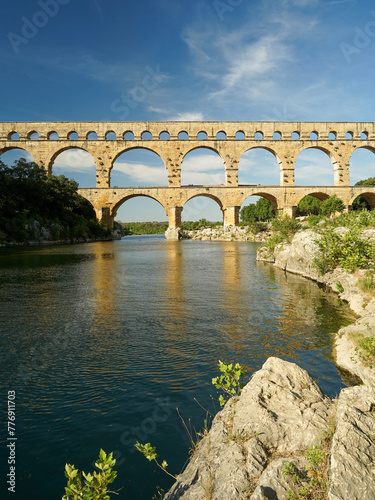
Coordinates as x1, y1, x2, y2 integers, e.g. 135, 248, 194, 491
273, 131, 282, 140
48, 145, 96, 179
159, 131, 170, 140
295, 191, 330, 205
8, 132, 19, 140
178, 131, 189, 140
141, 131, 152, 140
111, 147, 167, 188
235, 130, 245, 139
106, 131, 116, 140
182, 193, 224, 223
0, 146, 36, 165
310, 131, 319, 140
216, 131, 226, 140
291, 131, 300, 140
328, 131, 337, 140
48, 131, 59, 140
68, 131, 79, 140
295, 146, 337, 186
350, 191, 375, 209
86, 131, 98, 140
254, 131, 263, 140
345, 131, 353, 139
27, 131, 39, 140
112, 193, 167, 218
124, 131, 134, 140
250, 192, 278, 211
360, 131, 369, 140
180, 146, 225, 186
349, 146, 375, 185
238, 146, 281, 185
197, 131, 208, 140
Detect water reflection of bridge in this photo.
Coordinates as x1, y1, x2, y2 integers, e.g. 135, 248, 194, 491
1, 121, 375, 240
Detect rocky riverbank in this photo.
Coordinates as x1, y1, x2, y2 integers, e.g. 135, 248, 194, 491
257, 228, 375, 386
164, 227, 375, 499
182, 225, 270, 242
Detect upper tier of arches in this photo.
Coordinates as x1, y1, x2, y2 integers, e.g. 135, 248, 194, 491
1, 121, 374, 142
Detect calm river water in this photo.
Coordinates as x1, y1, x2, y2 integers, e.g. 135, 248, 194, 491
0, 235, 356, 499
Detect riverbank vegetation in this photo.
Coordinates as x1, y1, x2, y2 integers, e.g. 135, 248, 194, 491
0, 159, 111, 244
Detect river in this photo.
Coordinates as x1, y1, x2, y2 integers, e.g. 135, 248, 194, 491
0, 235, 356, 499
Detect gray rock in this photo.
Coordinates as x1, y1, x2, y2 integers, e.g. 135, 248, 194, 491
250, 457, 308, 500
328, 385, 375, 500
233, 357, 332, 453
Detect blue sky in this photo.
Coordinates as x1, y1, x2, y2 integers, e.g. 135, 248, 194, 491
1, 0, 375, 221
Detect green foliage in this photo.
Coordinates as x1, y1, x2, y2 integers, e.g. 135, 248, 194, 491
335, 282, 344, 293
306, 215, 323, 228
212, 360, 248, 406
121, 221, 169, 235
353, 324, 375, 368
319, 195, 345, 217
361, 270, 375, 290
247, 221, 268, 234
240, 198, 276, 224
313, 228, 375, 274
297, 196, 321, 216
0, 159, 110, 243
271, 216, 301, 238
135, 442, 176, 479
352, 196, 371, 211
355, 177, 375, 186
181, 219, 222, 231
264, 233, 286, 253
283, 444, 327, 500
62, 449, 117, 500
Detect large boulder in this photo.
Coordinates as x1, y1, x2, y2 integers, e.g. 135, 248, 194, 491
165, 358, 375, 499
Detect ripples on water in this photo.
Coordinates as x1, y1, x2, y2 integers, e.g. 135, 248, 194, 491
0, 236, 355, 499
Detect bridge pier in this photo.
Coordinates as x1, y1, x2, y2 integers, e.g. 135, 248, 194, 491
95, 207, 114, 228
223, 206, 240, 226
281, 206, 297, 218
165, 206, 183, 240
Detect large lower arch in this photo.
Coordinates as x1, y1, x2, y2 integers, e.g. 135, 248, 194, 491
238, 147, 280, 185
350, 191, 375, 210
295, 147, 336, 186
49, 146, 96, 187
182, 193, 224, 222
112, 194, 167, 222
180, 147, 225, 186
111, 148, 167, 188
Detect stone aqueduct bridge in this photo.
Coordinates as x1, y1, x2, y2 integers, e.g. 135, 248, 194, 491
2, 120, 375, 239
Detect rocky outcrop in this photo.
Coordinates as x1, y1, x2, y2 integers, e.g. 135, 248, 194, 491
165, 358, 375, 499
182, 225, 270, 242
257, 228, 375, 387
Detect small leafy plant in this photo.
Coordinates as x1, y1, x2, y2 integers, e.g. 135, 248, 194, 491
62, 449, 117, 500
135, 442, 176, 479
212, 360, 248, 406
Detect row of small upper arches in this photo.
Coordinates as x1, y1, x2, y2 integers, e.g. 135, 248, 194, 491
5, 130, 371, 141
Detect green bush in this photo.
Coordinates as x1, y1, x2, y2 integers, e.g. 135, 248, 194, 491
313, 228, 375, 273
319, 195, 345, 217
62, 450, 117, 500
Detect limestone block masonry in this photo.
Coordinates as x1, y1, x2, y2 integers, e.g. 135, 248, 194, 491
1, 121, 375, 239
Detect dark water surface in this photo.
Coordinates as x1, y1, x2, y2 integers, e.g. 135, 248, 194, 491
0, 235, 355, 499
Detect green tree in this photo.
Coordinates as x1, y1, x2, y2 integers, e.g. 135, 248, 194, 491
352, 177, 375, 211
297, 195, 321, 216
240, 198, 275, 223
319, 195, 345, 217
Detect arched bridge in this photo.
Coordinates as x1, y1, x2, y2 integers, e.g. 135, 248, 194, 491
1, 120, 375, 240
